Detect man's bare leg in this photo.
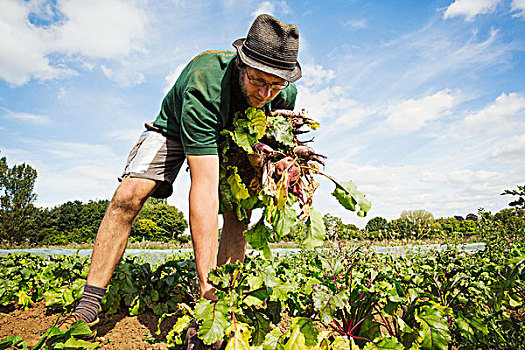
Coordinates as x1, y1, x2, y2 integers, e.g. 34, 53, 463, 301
217, 211, 249, 266
86, 177, 158, 288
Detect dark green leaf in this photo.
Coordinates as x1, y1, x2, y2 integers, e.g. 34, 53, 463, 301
330, 180, 371, 217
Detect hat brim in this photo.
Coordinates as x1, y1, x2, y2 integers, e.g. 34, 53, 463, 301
233, 38, 302, 83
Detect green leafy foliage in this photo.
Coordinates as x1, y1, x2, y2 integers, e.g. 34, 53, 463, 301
103, 255, 197, 317
195, 299, 231, 345
36, 200, 109, 245
221, 107, 268, 153
2, 227, 525, 349
400, 209, 434, 225
0, 176, 188, 246
415, 304, 451, 350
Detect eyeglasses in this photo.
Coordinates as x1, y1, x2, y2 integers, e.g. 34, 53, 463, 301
245, 70, 289, 91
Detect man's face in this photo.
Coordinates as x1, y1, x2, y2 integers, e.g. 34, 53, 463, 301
239, 66, 287, 108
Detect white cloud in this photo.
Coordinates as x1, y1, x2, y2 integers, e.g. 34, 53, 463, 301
342, 19, 367, 29
301, 64, 335, 87
448, 169, 503, 184
420, 171, 448, 183
251, 0, 290, 17
1, 110, 50, 124
335, 107, 372, 127
38, 140, 116, 160
295, 63, 373, 128
490, 134, 525, 164
100, 64, 145, 87
460, 92, 525, 133
296, 85, 372, 128
53, 0, 147, 58
57, 87, 66, 99
511, 0, 525, 17
0, 0, 148, 86
101, 65, 113, 79
106, 129, 141, 142
35, 169, 117, 206
386, 89, 457, 133
1, 144, 122, 207
0, 0, 73, 85
444, 0, 501, 21
72, 165, 115, 181
252, 1, 275, 16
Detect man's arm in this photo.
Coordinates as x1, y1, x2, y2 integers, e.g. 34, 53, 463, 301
186, 154, 220, 300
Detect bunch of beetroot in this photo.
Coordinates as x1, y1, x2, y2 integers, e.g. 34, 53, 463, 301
219, 107, 369, 250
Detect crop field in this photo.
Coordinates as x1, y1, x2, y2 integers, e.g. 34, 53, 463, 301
1, 227, 524, 350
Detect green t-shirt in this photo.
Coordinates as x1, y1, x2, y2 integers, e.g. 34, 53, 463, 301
152, 50, 297, 155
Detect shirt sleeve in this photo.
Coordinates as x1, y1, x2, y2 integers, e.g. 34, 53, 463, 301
179, 88, 221, 155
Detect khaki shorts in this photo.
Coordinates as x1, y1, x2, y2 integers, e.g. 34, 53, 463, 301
121, 127, 185, 198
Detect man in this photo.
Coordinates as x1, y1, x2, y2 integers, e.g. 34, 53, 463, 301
59, 13, 301, 345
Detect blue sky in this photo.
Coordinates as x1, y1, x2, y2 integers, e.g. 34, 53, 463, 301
1, 0, 524, 228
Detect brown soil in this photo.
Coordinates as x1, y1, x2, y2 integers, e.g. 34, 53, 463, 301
0, 301, 178, 349
507, 307, 525, 321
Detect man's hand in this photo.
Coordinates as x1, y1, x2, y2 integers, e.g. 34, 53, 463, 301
186, 154, 220, 300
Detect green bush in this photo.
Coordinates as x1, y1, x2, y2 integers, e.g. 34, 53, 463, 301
494, 208, 525, 235
138, 202, 187, 240
323, 214, 360, 240
131, 199, 188, 242
436, 217, 460, 235
365, 217, 388, 232
387, 219, 411, 239
131, 218, 169, 242
459, 219, 477, 235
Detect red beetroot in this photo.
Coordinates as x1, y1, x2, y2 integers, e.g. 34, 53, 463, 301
274, 156, 301, 185
293, 146, 327, 166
